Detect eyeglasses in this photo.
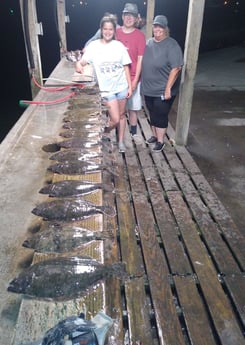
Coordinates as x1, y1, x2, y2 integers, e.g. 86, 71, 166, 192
123, 13, 136, 18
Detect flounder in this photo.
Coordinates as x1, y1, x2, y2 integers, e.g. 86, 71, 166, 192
39, 180, 114, 198
31, 198, 116, 221
7, 256, 126, 299
22, 225, 109, 253
49, 149, 103, 162
47, 161, 118, 176
59, 129, 100, 139
62, 122, 102, 132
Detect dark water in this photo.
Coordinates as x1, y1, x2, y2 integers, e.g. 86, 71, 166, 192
0, 0, 244, 142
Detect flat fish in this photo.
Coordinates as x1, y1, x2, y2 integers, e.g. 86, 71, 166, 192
59, 129, 100, 139
68, 95, 101, 105
47, 161, 118, 176
67, 104, 98, 110
57, 139, 100, 149
62, 122, 102, 131
31, 198, 116, 221
49, 149, 103, 162
39, 180, 114, 197
63, 109, 100, 117
22, 224, 108, 253
7, 256, 126, 299
63, 114, 100, 122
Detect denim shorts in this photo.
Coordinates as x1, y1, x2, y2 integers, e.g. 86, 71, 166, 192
102, 88, 128, 102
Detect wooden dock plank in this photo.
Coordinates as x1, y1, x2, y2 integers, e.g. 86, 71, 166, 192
191, 173, 245, 269
114, 153, 153, 345
174, 276, 218, 345
167, 123, 245, 269
163, 163, 242, 274
138, 114, 179, 191
124, 140, 187, 345
167, 191, 245, 345
223, 273, 245, 328
137, 147, 192, 274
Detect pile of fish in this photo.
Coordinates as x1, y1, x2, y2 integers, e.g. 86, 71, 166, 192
7, 90, 123, 302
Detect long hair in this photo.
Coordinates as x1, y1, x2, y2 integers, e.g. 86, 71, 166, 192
100, 16, 117, 39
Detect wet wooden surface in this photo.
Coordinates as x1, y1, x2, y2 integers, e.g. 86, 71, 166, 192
11, 85, 245, 345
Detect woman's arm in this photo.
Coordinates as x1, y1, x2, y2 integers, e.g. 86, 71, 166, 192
124, 65, 132, 98
75, 59, 88, 74
164, 66, 182, 99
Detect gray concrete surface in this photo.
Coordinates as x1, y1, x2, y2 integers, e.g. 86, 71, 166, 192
0, 59, 77, 345
170, 44, 245, 235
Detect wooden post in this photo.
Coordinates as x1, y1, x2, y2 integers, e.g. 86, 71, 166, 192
145, 0, 155, 39
175, 0, 205, 145
19, 0, 43, 98
56, 0, 67, 56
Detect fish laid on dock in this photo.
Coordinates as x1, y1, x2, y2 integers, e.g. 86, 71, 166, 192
67, 103, 98, 111
63, 113, 101, 122
7, 256, 126, 299
59, 129, 100, 139
31, 198, 116, 221
57, 139, 100, 149
42, 139, 100, 153
62, 122, 102, 132
47, 160, 118, 176
49, 149, 103, 162
39, 180, 114, 198
22, 224, 109, 253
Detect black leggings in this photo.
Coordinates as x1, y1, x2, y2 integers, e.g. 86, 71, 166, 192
144, 95, 175, 128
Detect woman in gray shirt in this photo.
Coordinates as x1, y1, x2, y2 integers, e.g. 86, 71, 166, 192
141, 15, 183, 152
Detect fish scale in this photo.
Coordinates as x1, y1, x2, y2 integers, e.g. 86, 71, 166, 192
7, 256, 126, 300
31, 198, 116, 221
39, 180, 114, 198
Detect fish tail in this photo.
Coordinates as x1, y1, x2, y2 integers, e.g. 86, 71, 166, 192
102, 183, 115, 193
110, 262, 127, 279
105, 166, 119, 177
101, 205, 116, 217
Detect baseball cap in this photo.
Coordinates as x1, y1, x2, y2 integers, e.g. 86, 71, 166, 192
153, 15, 168, 28
122, 3, 138, 16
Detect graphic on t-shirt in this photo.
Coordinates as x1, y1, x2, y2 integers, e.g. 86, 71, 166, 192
99, 62, 123, 77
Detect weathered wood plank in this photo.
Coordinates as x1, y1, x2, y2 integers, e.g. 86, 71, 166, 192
124, 140, 186, 345
223, 273, 245, 328
167, 191, 245, 345
166, 165, 242, 274
137, 148, 192, 274
167, 123, 245, 269
191, 173, 245, 269
174, 276, 218, 345
102, 151, 125, 344
115, 153, 153, 345
138, 114, 179, 191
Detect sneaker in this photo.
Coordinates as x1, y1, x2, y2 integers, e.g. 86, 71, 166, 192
131, 134, 142, 144
145, 136, 157, 144
101, 134, 111, 142
118, 142, 126, 153
152, 142, 165, 152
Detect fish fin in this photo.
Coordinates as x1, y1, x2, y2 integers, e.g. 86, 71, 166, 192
101, 205, 116, 217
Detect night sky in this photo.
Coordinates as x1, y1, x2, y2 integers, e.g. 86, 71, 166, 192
0, 0, 244, 141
